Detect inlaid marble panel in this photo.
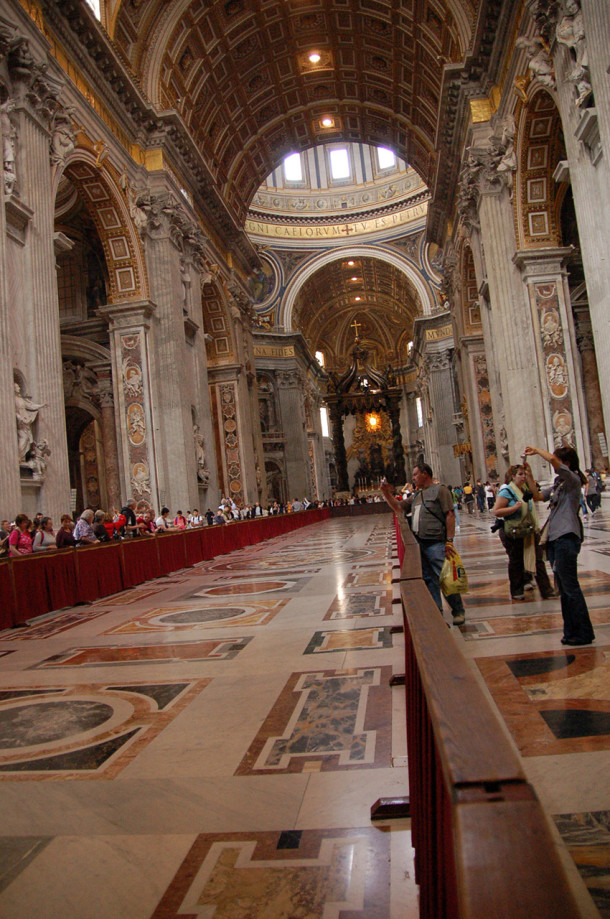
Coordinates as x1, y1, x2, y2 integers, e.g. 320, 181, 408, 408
0, 680, 209, 779
554, 811, 610, 919
151, 827, 390, 919
191, 578, 304, 597
105, 600, 288, 634
236, 666, 392, 775
304, 627, 394, 654
462, 607, 610, 641
324, 590, 393, 620
31, 637, 252, 669
343, 569, 392, 588
94, 586, 169, 607
477, 648, 610, 756
0, 609, 108, 642
208, 546, 380, 570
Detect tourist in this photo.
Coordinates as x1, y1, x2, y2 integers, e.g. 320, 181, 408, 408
585, 469, 603, 514
205, 508, 214, 526
92, 510, 111, 542
32, 516, 57, 551
381, 464, 466, 626
173, 510, 188, 529
524, 444, 595, 646
0, 519, 11, 558
8, 514, 33, 556
56, 515, 76, 548
492, 463, 554, 602
189, 508, 203, 527
73, 509, 99, 545
119, 499, 139, 537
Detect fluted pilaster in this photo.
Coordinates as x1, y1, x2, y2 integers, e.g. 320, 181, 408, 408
15, 98, 70, 520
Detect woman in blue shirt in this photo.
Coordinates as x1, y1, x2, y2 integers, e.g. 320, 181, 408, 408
493, 462, 554, 601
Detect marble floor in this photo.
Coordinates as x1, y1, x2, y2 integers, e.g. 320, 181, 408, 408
0, 510, 608, 918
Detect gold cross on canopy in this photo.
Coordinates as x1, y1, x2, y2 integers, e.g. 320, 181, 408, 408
351, 319, 361, 340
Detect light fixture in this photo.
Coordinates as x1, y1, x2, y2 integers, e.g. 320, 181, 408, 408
347, 260, 355, 266
308, 52, 321, 63
351, 276, 358, 281
321, 117, 334, 127
355, 296, 361, 301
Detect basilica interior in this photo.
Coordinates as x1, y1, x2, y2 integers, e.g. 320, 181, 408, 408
1, 0, 610, 916
2, 0, 609, 521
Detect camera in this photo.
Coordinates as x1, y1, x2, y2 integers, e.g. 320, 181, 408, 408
522, 489, 533, 502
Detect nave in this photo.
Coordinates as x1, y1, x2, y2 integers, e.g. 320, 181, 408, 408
0, 510, 608, 918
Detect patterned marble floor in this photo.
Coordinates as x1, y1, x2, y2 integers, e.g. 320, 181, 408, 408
0, 510, 608, 917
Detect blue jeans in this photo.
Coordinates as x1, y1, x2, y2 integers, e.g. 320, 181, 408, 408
546, 534, 595, 642
417, 538, 465, 617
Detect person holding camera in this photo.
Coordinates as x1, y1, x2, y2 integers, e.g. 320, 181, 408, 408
492, 462, 555, 601
524, 445, 595, 646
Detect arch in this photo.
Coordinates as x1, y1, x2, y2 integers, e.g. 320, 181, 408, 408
281, 245, 437, 333
515, 89, 567, 250
201, 278, 237, 366
53, 147, 149, 303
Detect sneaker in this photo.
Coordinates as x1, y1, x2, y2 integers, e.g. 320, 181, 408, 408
452, 612, 465, 625
524, 583, 535, 591
511, 594, 525, 601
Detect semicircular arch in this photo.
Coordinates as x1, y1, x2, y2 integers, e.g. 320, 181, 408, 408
281, 245, 436, 333
54, 147, 149, 304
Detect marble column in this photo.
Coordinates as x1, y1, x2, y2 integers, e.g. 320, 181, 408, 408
328, 403, 349, 493
386, 396, 406, 485
425, 349, 462, 484
551, 0, 610, 449
0, 97, 21, 516
477, 184, 548, 460
98, 301, 158, 511
10, 83, 71, 522
513, 248, 588, 464
140, 200, 200, 512
93, 365, 122, 514
574, 307, 607, 469
464, 229, 507, 480
276, 369, 311, 498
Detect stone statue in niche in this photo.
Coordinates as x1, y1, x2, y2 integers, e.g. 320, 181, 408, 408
193, 424, 210, 485
180, 259, 191, 314
26, 439, 50, 480
14, 382, 46, 462
515, 37, 556, 91
556, 0, 591, 106
50, 106, 76, 167
1, 98, 17, 196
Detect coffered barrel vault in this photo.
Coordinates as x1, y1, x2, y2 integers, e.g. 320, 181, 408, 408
109, 0, 475, 224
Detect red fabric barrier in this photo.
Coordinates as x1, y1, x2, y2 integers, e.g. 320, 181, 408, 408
11, 553, 52, 624
156, 532, 188, 576
0, 561, 17, 629
184, 529, 204, 567
2, 508, 331, 622
42, 549, 78, 612
120, 537, 160, 588
75, 542, 124, 602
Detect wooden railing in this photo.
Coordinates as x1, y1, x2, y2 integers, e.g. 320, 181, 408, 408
394, 516, 587, 919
